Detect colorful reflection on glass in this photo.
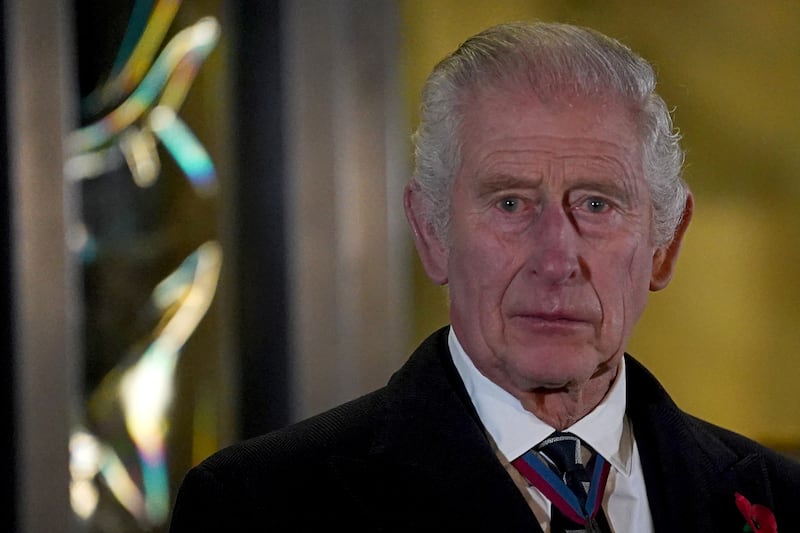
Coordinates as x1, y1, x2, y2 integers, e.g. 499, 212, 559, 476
66, 11, 219, 193
82, 0, 183, 117
72, 242, 222, 527
67, 0, 223, 529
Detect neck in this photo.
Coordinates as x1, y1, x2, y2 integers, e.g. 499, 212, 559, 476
514, 363, 620, 430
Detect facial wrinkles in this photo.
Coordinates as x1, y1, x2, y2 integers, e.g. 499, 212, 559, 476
484, 161, 585, 381
478, 220, 520, 352
495, 156, 647, 375
472, 133, 636, 168
534, 160, 585, 285
449, 179, 512, 350
452, 95, 652, 389
603, 232, 651, 363
449, 179, 530, 377
473, 153, 642, 227
480, 159, 586, 306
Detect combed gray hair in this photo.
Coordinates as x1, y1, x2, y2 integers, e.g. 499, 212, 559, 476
411, 21, 689, 247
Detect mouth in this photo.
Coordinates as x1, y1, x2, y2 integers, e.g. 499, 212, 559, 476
510, 312, 591, 332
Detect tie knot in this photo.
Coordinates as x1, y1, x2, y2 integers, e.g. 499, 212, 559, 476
536, 432, 588, 475
513, 432, 612, 531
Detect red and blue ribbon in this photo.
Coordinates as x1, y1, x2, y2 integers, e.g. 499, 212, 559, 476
512, 448, 610, 525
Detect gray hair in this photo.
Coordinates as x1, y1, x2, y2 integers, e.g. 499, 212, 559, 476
411, 21, 689, 247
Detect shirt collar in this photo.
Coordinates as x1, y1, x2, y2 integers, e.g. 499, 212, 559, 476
448, 327, 633, 476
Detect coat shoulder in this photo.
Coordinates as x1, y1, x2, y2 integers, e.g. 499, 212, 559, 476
201, 386, 388, 479
685, 414, 800, 489
170, 388, 390, 531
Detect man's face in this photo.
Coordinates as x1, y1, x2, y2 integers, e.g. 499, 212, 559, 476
443, 87, 663, 395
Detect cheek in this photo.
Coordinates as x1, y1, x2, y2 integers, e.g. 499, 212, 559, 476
449, 227, 523, 305
614, 243, 653, 324
593, 239, 653, 330
466, 230, 521, 278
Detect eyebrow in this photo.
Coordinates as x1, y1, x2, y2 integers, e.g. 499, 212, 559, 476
476, 173, 543, 195
566, 177, 636, 204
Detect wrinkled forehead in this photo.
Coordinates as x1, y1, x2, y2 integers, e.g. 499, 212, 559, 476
455, 82, 648, 192
459, 81, 643, 147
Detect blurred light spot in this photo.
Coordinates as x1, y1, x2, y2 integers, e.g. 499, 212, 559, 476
64, 148, 124, 182
149, 105, 216, 193
70, 479, 99, 520
118, 241, 222, 524
120, 127, 161, 187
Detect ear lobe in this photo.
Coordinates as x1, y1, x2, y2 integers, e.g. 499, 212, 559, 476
404, 180, 449, 285
650, 193, 694, 291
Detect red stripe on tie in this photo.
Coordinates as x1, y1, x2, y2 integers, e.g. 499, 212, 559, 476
511, 456, 587, 524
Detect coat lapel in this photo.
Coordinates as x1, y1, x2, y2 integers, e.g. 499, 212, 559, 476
626, 356, 774, 532
329, 327, 542, 531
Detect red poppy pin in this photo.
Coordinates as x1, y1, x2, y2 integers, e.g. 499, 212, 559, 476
735, 492, 777, 532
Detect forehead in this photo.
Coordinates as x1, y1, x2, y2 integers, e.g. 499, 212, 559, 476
458, 85, 643, 179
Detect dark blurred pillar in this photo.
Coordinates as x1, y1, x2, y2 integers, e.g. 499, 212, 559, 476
226, 1, 291, 438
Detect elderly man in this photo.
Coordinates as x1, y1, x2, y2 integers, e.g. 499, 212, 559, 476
170, 21, 800, 532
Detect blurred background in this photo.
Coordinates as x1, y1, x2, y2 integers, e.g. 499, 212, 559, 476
3, 0, 799, 531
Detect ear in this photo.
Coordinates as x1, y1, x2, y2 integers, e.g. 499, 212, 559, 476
404, 180, 449, 285
650, 193, 694, 291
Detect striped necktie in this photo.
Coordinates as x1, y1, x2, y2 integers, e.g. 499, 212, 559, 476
512, 432, 612, 533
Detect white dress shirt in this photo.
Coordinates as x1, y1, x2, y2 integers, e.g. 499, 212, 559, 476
448, 328, 654, 533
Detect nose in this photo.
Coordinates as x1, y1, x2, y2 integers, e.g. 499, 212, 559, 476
527, 202, 581, 284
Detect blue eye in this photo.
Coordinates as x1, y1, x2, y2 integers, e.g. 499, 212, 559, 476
499, 198, 520, 212
585, 197, 608, 213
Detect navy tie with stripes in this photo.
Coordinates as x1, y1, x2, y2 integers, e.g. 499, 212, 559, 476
512, 432, 612, 533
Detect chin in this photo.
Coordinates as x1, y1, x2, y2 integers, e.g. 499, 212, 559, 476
506, 347, 601, 390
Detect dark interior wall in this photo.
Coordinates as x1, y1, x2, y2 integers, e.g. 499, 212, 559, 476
1, 1, 15, 530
